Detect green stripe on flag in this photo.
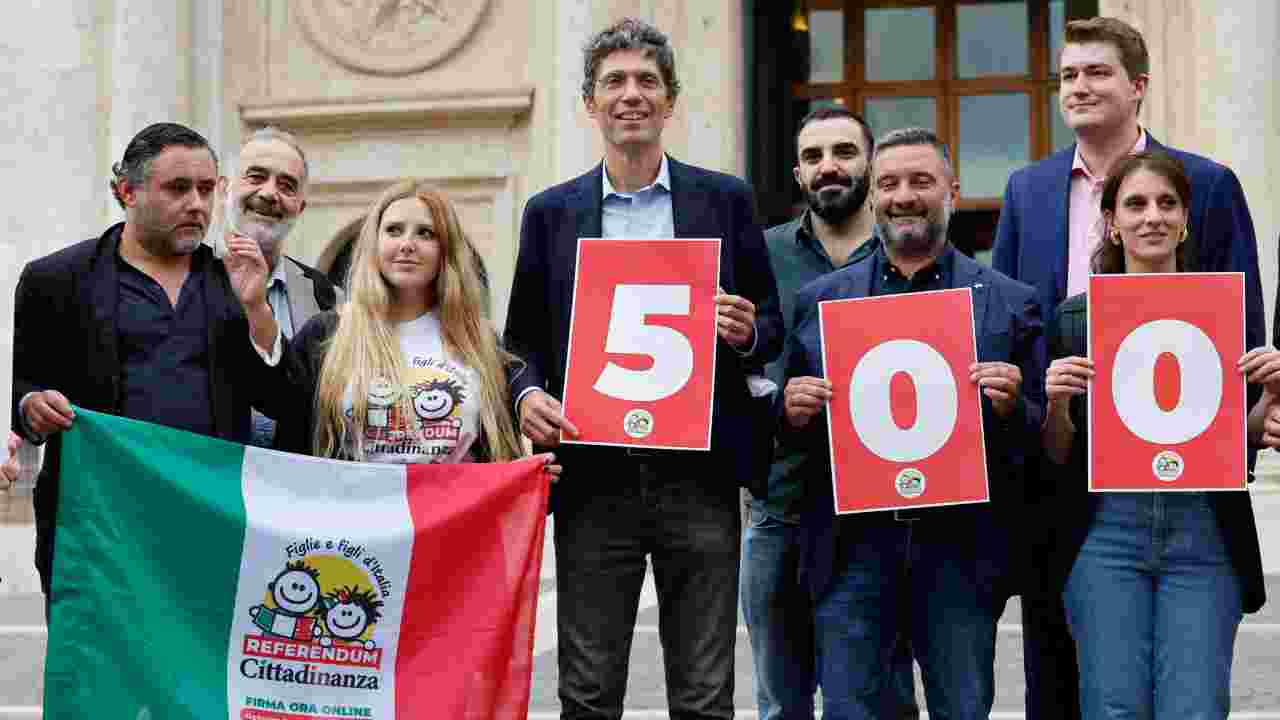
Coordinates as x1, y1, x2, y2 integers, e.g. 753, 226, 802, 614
47, 408, 249, 719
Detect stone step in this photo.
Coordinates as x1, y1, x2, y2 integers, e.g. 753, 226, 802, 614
527, 589, 1280, 715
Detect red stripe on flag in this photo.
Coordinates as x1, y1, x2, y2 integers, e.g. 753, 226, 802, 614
395, 457, 550, 718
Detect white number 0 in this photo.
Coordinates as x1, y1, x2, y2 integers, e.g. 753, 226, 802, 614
593, 284, 695, 402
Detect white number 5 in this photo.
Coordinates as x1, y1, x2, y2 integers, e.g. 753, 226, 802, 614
593, 284, 695, 401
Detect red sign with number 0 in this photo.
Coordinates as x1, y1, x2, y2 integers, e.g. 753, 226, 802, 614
1088, 273, 1246, 491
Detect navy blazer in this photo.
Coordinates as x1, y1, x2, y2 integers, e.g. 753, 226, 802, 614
992, 136, 1266, 364
10, 224, 281, 594
781, 249, 1046, 599
503, 157, 783, 490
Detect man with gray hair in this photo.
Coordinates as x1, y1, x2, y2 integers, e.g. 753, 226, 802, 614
504, 17, 782, 719
781, 128, 1045, 719
225, 126, 341, 447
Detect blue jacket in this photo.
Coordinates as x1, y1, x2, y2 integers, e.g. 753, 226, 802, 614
991, 135, 1265, 363
503, 157, 783, 496
781, 249, 1046, 599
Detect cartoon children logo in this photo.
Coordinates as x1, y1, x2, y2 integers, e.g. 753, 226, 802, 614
249, 560, 324, 642
319, 585, 384, 650
248, 555, 386, 652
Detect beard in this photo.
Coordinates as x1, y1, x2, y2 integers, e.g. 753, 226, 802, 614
227, 197, 295, 264
806, 170, 870, 224
131, 193, 204, 258
878, 196, 952, 259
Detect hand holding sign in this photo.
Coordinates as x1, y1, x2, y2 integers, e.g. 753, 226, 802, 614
1046, 357, 1094, 410
1237, 347, 1280, 395
970, 361, 1023, 418
518, 390, 578, 448
714, 287, 756, 349
784, 376, 832, 429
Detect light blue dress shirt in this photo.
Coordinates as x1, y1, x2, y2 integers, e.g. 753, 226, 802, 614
601, 154, 675, 240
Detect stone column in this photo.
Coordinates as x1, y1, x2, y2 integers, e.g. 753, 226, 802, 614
0, 1, 107, 593
107, 0, 188, 221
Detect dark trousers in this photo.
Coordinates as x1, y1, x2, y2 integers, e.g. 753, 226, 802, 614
554, 455, 740, 720
1021, 551, 1081, 720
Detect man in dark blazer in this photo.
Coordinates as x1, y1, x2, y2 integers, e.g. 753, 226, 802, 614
783, 128, 1045, 720
991, 18, 1265, 720
502, 18, 781, 720
11, 122, 279, 609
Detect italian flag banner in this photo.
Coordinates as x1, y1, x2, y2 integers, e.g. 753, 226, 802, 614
46, 408, 550, 720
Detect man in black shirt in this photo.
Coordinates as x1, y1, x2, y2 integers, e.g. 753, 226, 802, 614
781, 128, 1044, 720
11, 122, 278, 608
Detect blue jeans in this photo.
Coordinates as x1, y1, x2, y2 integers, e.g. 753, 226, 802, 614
741, 503, 918, 719
814, 517, 1008, 720
1064, 493, 1242, 720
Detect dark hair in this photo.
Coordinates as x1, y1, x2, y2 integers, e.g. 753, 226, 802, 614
582, 18, 681, 102
1092, 151, 1195, 274
796, 106, 874, 159
110, 122, 218, 206
1063, 17, 1149, 81
873, 127, 952, 174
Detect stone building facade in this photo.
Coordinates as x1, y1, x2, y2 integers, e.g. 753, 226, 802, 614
2, 0, 1278, 592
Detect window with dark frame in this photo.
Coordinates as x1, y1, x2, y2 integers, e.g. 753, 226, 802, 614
778, 0, 1097, 261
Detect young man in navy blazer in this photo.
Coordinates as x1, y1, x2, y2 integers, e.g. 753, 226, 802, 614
503, 18, 782, 719
991, 17, 1265, 720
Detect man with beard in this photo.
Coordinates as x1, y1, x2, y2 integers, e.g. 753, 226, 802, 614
225, 127, 341, 447
781, 128, 1044, 720
11, 122, 284, 614
742, 107, 917, 720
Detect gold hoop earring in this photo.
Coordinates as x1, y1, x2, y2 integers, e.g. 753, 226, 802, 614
1179, 226, 1188, 245
1111, 229, 1122, 246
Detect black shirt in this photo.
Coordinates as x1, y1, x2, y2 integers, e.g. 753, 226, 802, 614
116, 247, 215, 438
869, 241, 954, 297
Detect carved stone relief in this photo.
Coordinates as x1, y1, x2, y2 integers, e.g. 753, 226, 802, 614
296, 0, 491, 75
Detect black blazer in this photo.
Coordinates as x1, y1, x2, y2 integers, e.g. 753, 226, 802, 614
782, 249, 1047, 600
1045, 293, 1266, 613
11, 224, 280, 593
503, 157, 783, 492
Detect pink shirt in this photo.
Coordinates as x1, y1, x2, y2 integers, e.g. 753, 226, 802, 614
1066, 129, 1147, 296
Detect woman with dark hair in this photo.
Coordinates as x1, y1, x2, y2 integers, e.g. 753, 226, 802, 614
1041, 151, 1275, 719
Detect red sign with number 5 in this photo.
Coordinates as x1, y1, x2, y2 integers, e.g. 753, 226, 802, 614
561, 238, 721, 449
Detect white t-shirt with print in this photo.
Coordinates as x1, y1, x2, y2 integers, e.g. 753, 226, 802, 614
344, 311, 481, 464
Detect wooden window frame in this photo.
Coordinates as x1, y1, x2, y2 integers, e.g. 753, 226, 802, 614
793, 0, 1077, 211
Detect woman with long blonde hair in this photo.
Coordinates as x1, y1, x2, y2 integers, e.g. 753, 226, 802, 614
229, 179, 546, 470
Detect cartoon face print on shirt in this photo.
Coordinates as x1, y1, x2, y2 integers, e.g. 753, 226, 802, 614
412, 377, 466, 421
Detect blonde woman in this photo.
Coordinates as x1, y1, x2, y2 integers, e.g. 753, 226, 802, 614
227, 180, 553, 473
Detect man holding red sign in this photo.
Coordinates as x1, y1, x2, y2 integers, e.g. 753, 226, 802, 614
781, 128, 1045, 720
502, 18, 781, 720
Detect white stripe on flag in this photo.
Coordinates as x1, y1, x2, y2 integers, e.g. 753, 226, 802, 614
227, 447, 413, 717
